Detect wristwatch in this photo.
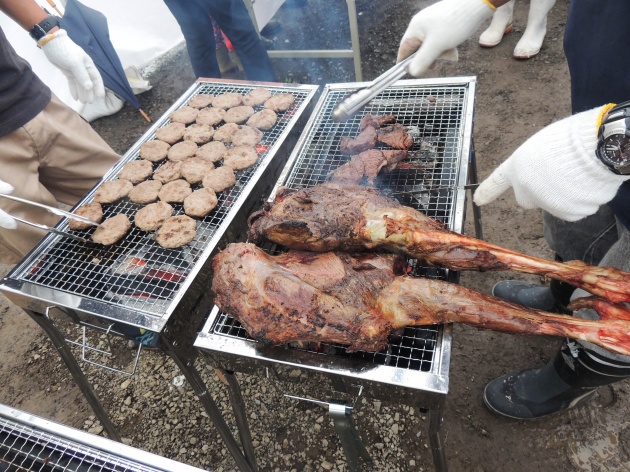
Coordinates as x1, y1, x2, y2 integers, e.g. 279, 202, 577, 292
596, 100, 630, 175
29, 15, 60, 41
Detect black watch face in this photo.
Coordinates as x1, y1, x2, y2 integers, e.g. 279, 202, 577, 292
600, 135, 630, 166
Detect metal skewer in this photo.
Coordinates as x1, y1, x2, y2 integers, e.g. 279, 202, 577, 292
11, 215, 89, 243
332, 51, 418, 122
0, 194, 99, 227
392, 183, 480, 195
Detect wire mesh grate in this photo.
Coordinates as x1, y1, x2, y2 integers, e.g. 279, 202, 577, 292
210, 80, 474, 374
11, 82, 314, 320
0, 418, 157, 471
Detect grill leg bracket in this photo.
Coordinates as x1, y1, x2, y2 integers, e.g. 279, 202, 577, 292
160, 335, 258, 472
24, 309, 122, 443
328, 403, 373, 472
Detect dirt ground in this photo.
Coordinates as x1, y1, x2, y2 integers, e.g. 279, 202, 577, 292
1, 0, 629, 471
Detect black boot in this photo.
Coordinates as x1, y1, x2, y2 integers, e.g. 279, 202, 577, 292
483, 340, 630, 419
491, 279, 576, 313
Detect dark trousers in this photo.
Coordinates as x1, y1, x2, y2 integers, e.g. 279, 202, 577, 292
564, 0, 630, 231
163, 0, 276, 82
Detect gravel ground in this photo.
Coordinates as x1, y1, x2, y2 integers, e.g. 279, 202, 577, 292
3, 1, 630, 471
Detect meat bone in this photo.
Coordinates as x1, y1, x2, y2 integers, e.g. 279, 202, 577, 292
212, 243, 630, 356
248, 183, 630, 304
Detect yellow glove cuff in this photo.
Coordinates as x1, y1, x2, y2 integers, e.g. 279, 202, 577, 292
481, 0, 497, 12
597, 103, 616, 136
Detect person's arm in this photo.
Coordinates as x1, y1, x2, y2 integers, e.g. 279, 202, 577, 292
0, 0, 52, 31
473, 105, 630, 222
0, 0, 104, 104
397, 0, 514, 77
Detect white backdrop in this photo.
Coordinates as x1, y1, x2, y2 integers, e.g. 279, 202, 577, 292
0, 0, 185, 113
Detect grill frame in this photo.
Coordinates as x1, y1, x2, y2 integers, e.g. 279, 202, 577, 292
0, 403, 205, 472
0, 78, 319, 334
195, 76, 477, 397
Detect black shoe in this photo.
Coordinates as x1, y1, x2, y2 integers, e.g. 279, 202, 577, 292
484, 341, 628, 419
492, 280, 557, 311
260, 19, 282, 37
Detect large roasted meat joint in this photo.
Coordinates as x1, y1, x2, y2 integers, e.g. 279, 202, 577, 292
210, 183, 630, 356
212, 243, 630, 356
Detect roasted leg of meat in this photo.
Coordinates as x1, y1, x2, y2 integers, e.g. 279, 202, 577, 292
248, 183, 630, 304
212, 243, 630, 356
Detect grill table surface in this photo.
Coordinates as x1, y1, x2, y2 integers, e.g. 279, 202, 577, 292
0, 78, 319, 471
0, 79, 318, 333
0, 403, 205, 472
195, 76, 477, 471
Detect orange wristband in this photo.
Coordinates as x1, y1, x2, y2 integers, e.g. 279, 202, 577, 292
36, 32, 57, 48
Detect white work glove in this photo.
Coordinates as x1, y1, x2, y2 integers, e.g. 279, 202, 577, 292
0, 180, 17, 229
397, 0, 496, 76
473, 106, 630, 222
40, 29, 105, 104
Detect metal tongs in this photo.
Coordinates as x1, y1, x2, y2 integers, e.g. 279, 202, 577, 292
332, 51, 418, 122
0, 194, 99, 243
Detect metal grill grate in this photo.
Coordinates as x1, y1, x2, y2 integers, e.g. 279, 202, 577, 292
0, 404, 205, 472
204, 78, 475, 377
1, 419, 156, 471
4, 81, 317, 328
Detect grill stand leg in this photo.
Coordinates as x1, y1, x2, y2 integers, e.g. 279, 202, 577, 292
469, 141, 483, 241
328, 404, 373, 472
219, 369, 258, 469
160, 334, 257, 472
24, 309, 122, 442
428, 396, 448, 472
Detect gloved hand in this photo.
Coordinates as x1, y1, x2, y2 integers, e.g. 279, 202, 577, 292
397, 0, 496, 76
40, 29, 105, 104
0, 180, 17, 229
473, 106, 630, 221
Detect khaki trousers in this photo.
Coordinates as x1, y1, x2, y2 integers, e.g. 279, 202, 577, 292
0, 95, 120, 263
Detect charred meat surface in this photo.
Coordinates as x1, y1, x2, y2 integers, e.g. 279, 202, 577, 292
212, 243, 630, 356
248, 183, 630, 304
359, 114, 397, 131
377, 124, 414, 149
328, 149, 408, 185
339, 126, 377, 155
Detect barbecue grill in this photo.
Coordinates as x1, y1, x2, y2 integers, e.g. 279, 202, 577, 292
195, 76, 479, 472
0, 403, 206, 472
0, 78, 319, 472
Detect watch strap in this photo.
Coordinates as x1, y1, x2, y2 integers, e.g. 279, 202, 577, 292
29, 15, 60, 41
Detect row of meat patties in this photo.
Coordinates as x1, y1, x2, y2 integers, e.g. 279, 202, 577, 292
69, 88, 295, 249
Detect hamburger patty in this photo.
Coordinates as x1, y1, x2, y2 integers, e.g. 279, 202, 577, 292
128, 180, 162, 204
118, 159, 154, 184
139, 140, 170, 162
224, 105, 255, 124
68, 202, 103, 230
169, 106, 199, 124
223, 145, 258, 170
231, 125, 263, 147
243, 88, 272, 107
155, 122, 186, 144
184, 188, 218, 217
213, 123, 240, 143
196, 141, 227, 163
156, 215, 197, 248
264, 93, 294, 112
153, 161, 183, 183
167, 140, 198, 162
212, 92, 243, 109
202, 166, 236, 193
94, 179, 133, 204
183, 124, 214, 144
134, 201, 174, 231
91, 214, 131, 245
246, 108, 277, 131
188, 94, 214, 108
196, 107, 225, 126
181, 156, 215, 184
158, 179, 192, 203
